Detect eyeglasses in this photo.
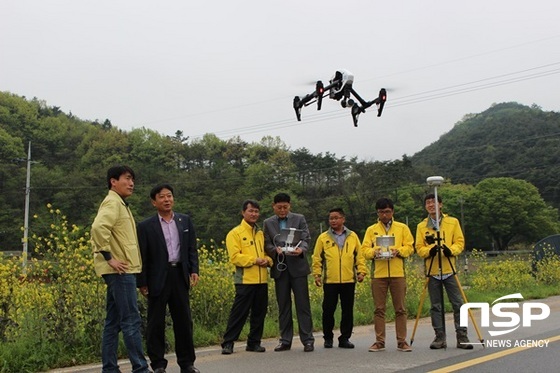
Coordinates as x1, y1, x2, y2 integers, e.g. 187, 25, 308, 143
377, 209, 393, 215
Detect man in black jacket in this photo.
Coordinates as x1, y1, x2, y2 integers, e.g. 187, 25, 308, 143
137, 184, 200, 373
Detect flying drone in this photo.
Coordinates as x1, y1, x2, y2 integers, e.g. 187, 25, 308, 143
293, 69, 387, 127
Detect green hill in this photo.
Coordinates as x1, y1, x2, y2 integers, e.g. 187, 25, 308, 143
410, 102, 560, 208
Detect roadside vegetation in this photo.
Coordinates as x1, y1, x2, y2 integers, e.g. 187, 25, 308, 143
0, 206, 558, 372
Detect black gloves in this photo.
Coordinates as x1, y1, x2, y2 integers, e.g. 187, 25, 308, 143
429, 245, 438, 257
425, 234, 436, 245
428, 244, 452, 257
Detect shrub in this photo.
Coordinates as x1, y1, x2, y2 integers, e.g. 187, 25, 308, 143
468, 249, 535, 291
534, 245, 560, 285
0, 205, 106, 372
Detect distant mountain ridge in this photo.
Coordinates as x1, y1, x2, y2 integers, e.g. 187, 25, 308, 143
410, 102, 560, 207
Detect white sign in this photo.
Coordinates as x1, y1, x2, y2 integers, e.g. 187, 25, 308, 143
460, 293, 550, 337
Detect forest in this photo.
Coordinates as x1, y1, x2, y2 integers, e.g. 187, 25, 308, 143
1, 91, 559, 253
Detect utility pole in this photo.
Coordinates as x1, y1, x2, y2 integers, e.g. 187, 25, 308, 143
22, 141, 31, 270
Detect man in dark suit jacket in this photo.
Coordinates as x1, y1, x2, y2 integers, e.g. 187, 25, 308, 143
137, 184, 200, 373
263, 192, 315, 352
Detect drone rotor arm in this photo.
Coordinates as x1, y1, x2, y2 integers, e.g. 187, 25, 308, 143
316, 81, 324, 110
374, 88, 387, 117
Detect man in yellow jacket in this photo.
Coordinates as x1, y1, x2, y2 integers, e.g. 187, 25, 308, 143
312, 208, 367, 349
416, 193, 472, 350
91, 165, 149, 373
221, 200, 273, 355
362, 198, 414, 353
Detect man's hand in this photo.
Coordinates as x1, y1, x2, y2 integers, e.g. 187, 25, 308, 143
139, 286, 149, 298
429, 245, 438, 257
108, 258, 129, 274
190, 273, 199, 287
357, 273, 365, 283
442, 245, 453, 257
287, 247, 303, 256
255, 258, 268, 267
314, 276, 322, 287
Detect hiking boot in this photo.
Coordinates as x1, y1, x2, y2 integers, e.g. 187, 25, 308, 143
221, 342, 234, 354
368, 342, 385, 352
456, 330, 474, 349
430, 331, 447, 349
397, 341, 412, 352
338, 339, 355, 349
246, 344, 266, 352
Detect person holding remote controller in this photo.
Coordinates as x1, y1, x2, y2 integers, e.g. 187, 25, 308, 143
361, 197, 414, 353
263, 193, 315, 352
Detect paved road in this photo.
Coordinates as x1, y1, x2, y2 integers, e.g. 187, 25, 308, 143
49, 295, 560, 373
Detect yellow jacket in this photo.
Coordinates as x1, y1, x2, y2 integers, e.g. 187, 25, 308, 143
91, 190, 142, 276
226, 219, 272, 284
361, 220, 414, 278
312, 228, 367, 283
415, 214, 465, 275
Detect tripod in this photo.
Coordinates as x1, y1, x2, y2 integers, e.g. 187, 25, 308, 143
409, 177, 483, 347
410, 247, 484, 346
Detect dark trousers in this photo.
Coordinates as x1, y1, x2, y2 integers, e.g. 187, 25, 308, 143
275, 272, 314, 346
222, 283, 268, 347
322, 283, 356, 341
428, 275, 466, 333
146, 266, 195, 370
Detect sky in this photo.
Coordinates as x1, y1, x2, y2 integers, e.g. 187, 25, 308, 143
1, 0, 560, 162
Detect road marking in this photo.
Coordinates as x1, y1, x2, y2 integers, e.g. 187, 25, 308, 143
428, 335, 560, 373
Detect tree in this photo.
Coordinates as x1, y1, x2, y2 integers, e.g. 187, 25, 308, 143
0, 128, 26, 250
465, 178, 559, 250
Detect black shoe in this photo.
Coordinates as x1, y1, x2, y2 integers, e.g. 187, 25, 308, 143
304, 342, 314, 352
324, 339, 333, 348
246, 344, 266, 352
274, 343, 291, 351
154, 368, 166, 373
338, 340, 355, 349
181, 366, 200, 373
221, 342, 234, 355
